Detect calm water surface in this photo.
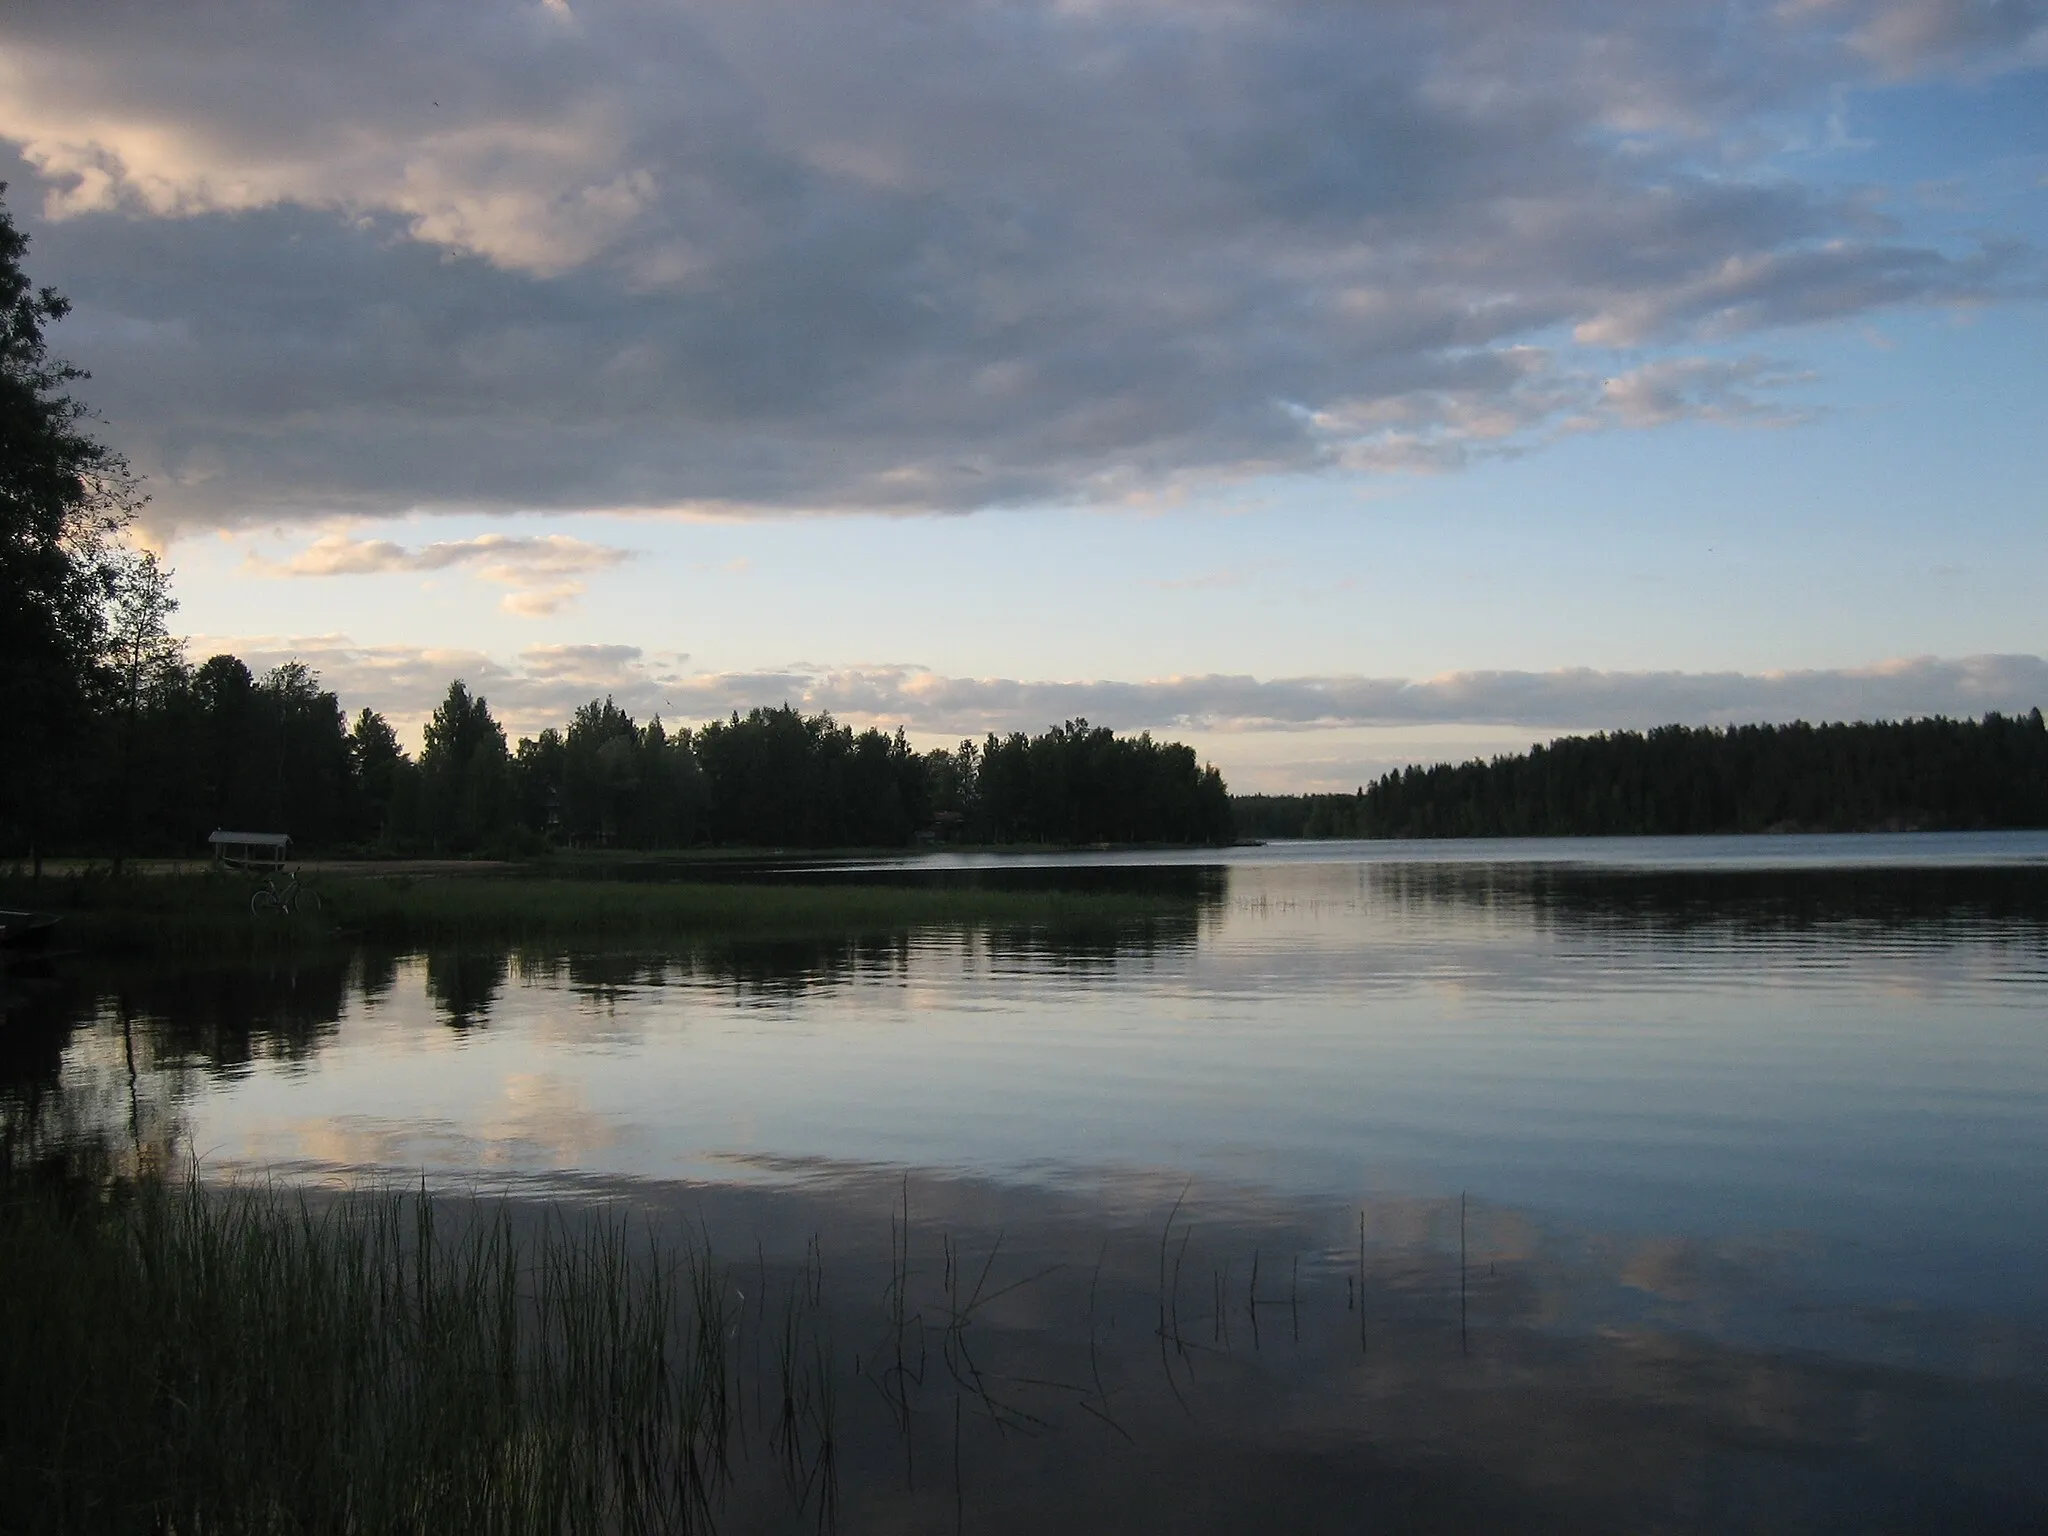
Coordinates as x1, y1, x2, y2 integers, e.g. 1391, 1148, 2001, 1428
9, 833, 2048, 1531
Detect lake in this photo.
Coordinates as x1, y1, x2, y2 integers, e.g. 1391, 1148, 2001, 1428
9, 832, 2048, 1532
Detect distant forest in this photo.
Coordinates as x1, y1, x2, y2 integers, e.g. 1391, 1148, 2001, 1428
1233, 714, 2048, 840
49, 665, 1234, 858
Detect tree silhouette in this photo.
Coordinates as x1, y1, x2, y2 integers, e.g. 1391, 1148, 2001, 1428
1235, 713, 2048, 840
0, 184, 146, 871
107, 550, 180, 874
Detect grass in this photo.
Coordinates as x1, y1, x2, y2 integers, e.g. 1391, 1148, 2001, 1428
0, 868, 1206, 956
0, 1171, 755, 1535
0, 1165, 1266, 1536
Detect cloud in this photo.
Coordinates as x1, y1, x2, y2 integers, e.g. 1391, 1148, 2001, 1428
498, 584, 584, 618
1570, 240, 2023, 347
1148, 570, 1244, 593
517, 642, 654, 687
190, 638, 2048, 760
775, 654, 2048, 735
1598, 356, 1818, 428
1840, 0, 2048, 77
256, 531, 633, 578
1, 0, 2040, 531
246, 530, 633, 615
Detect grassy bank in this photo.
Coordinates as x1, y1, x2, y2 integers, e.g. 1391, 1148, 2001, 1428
0, 1174, 758, 1534
0, 868, 1206, 956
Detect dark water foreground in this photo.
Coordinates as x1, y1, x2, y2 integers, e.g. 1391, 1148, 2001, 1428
5, 835, 2047, 1531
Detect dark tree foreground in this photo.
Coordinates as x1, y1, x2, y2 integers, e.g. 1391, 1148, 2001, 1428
1235, 714, 2048, 840
0, 185, 144, 869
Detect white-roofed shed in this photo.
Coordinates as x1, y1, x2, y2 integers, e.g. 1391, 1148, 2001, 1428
208, 830, 291, 870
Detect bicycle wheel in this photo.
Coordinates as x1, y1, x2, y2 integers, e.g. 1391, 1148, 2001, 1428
251, 889, 280, 917
298, 890, 323, 916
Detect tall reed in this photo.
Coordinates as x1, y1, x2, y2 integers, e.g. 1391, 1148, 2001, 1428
0, 1174, 741, 1534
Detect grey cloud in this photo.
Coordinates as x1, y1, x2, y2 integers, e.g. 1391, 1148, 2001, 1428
1575, 237, 2028, 345
784, 655, 2048, 734
1842, 0, 2048, 75
1316, 348, 1817, 469
194, 640, 2048, 750
0, 0, 2040, 530
516, 643, 650, 683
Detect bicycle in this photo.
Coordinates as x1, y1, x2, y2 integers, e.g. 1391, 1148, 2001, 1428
250, 868, 322, 918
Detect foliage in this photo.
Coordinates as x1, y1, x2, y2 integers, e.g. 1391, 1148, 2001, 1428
546, 698, 708, 848
107, 549, 181, 872
416, 680, 511, 854
0, 1175, 737, 1534
695, 705, 926, 847
349, 706, 406, 842
15, 656, 1232, 855
91, 654, 373, 855
963, 718, 1233, 845
0, 184, 144, 863
1235, 712, 2048, 839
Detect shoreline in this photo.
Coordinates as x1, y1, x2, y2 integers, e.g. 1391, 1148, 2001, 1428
0, 866, 1212, 958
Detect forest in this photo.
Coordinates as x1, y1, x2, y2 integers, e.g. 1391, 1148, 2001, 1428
1233, 713, 2048, 840
34, 664, 1235, 858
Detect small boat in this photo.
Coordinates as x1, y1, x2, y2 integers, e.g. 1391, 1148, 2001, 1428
0, 910, 62, 950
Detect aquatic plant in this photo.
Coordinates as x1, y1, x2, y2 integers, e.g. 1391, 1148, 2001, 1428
0, 1174, 745, 1534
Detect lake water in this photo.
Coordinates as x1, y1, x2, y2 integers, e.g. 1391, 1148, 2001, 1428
9, 832, 2048, 1532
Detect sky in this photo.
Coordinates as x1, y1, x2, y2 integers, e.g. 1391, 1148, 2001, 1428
2, 0, 2044, 789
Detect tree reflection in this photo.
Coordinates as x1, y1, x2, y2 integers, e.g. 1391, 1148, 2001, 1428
424, 950, 508, 1030
1367, 862, 2048, 945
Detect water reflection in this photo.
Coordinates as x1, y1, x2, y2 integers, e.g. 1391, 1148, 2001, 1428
490, 915, 1212, 1017
424, 948, 508, 1029
4, 858, 2046, 1192
605, 858, 1233, 903
0, 905, 1226, 1184
1371, 859, 2048, 943
3, 848, 2046, 1527
329, 1164, 2045, 1532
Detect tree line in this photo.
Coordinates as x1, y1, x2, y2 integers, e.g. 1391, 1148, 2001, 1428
403, 682, 1234, 853
1233, 714, 2048, 840
21, 658, 1236, 858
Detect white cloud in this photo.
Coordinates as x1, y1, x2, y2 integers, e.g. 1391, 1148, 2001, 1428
497, 585, 581, 617
244, 530, 634, 616
255, 531, 633, 578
